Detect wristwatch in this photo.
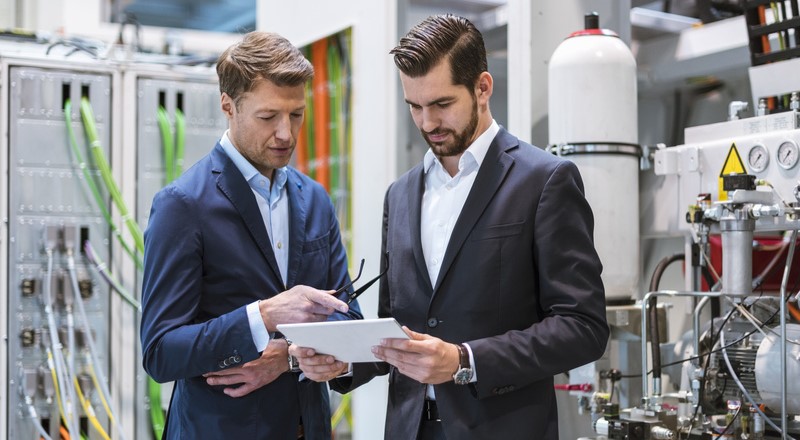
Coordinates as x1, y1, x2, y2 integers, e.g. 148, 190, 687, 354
285, 339, 301, 373
452, 343, 473, 385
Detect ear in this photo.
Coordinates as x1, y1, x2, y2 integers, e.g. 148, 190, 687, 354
476, 72, 493, 104
220, 93, 235, 119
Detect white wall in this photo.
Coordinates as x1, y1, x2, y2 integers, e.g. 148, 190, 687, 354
261, 2, 399, 439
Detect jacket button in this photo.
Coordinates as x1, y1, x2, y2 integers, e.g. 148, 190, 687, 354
233, 355, 242, 363
427, 318, 439, 328
218, 361, 227, 369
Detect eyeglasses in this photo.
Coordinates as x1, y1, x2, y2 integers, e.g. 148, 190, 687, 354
334, 253, 389, 305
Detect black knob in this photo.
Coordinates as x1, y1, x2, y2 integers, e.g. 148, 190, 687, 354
585, 12, 600, 30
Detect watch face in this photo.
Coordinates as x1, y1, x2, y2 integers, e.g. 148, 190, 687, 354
453, 368, 473, 385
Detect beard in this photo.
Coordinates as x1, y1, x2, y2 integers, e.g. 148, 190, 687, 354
422, 96, 479, 157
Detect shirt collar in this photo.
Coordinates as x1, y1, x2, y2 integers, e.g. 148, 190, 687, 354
423, 120, 500, 174
220, 130, 288, 199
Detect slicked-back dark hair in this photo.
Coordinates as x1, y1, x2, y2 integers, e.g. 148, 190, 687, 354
216, 31, 313, 105
390, 14, 487, 90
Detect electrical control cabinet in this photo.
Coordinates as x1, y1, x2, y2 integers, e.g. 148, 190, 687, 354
134, 73, 228, 229
121, 66, 228, 440
3, 60, 114, 440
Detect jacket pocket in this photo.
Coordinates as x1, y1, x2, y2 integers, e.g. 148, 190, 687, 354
302, 232, 330, 252
469, 221, 525, 241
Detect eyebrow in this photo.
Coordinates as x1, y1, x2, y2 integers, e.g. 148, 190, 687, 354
404, 96, 456, 107
254, 105, 306, 114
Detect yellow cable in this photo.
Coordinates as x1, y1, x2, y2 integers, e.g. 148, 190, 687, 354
331, 392, 351, 429
74, 377, 111, 440
47, 350, 71, 433
86, 356, 115, 427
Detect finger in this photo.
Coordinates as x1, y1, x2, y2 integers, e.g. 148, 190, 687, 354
402, 326, 429, 341
306, 290, 349, 314
206, 373, 246, 386
380, 337, 416, 350
308, 311, 332, 321
373, 346, 413, 366
298, 354, 337, 367
289, 346, 317, 358
224, 383, 255, 398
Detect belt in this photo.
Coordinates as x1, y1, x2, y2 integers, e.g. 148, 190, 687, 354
423, 399, 441, 422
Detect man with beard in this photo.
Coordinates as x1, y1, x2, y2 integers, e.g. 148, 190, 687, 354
291, 14, 609, 440
140, 31, 362, 440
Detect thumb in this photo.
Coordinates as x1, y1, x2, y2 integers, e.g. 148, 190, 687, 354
402, 326, 429, 341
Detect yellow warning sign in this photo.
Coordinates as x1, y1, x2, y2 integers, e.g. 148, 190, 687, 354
718, 143, 746, 201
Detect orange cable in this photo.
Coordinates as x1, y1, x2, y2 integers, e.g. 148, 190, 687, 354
311, 38, 330, 191
759, 6, 772, 54
789, 301, 800, 323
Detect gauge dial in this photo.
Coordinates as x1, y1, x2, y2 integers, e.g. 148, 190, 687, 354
777, 140, 799, 170
747, 144, 769, 173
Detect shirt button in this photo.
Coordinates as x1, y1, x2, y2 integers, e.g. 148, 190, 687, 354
277, 242, 282, 249
427, 317, 439, 328
432, 258, 438, 265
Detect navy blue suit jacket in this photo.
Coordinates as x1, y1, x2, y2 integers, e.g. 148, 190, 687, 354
332, 128, 608, 439
141, 143, 362, 439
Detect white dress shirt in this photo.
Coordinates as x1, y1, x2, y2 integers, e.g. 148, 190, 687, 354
220, 131, 289, 352
421, 120, 499, 396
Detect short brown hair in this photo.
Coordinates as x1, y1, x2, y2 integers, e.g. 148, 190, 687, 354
390, 14, 487, 90
216, 31, 314, 103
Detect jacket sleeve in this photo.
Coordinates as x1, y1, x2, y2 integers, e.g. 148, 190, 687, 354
140, 186, 259, 383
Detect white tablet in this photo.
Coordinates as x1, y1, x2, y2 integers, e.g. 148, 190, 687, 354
277, 318, 409, 363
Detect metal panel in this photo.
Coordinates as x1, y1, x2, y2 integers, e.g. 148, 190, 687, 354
6, 64, 113, 440
135, 76, 226, 229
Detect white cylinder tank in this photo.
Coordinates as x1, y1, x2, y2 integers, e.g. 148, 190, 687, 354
548, 12, 640, 303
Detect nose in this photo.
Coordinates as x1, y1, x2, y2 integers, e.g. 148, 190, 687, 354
275, 114, 292, 142
419, 107, 440, 134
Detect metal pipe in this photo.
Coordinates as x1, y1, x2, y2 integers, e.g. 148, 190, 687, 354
640, 290, 724, 407
779, 229, 798, 439
692, 296, 710, 366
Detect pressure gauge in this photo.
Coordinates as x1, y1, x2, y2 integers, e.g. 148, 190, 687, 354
747, 144, 769, 173
777, 140, 799, 170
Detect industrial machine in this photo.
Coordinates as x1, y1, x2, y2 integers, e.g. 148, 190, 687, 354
550, 10, 800, 440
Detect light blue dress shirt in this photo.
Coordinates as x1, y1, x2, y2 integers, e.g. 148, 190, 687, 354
220, 131, 289, 352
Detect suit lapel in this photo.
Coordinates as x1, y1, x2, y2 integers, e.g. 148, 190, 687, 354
432, 130, 516, 292
212, 145, 283, 284
285, 170, 306, 288
407, 165, 433, 292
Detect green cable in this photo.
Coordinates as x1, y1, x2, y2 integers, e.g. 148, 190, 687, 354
156, 106, 175, 184
328, 39, 341, 199
78, 98, 165, 439
64, 100, 142, 268
341, 29, 354, 256
304, 80, 316, 180
79, 97, 144, 254
770, 2, 786, 51
174, 108, 186, 177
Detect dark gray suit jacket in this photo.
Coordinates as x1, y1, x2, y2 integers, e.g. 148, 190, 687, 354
333, 128, 608, 439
